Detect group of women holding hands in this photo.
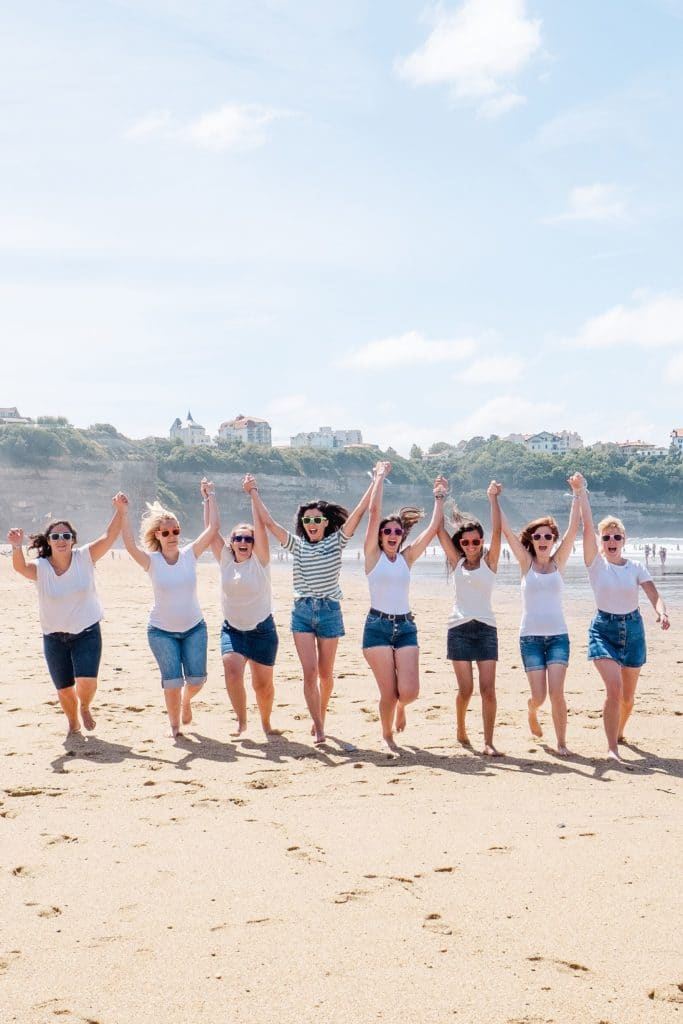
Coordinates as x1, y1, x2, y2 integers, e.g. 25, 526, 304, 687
7, 463, 670, 763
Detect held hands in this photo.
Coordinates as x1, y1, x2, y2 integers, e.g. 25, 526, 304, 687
657, 612, 671, 631
242, 473, 258, 495
568, 472, 587, 493
112, 492, 129, 512
433, 474, 449, 498
373, 461, 391, 479
200, 478, 216, 499
487, 480, 502, 499
7, 527, 24, 547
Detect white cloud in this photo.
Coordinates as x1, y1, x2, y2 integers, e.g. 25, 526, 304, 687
396, 0, 542, 116
664, 351, 683, 384
340, 330, 477, 370
457, 355, 524, 385
451, 395, 564, 438
545, 183, 629, 224
125, 103, 290, 151
563, 293, 683, 349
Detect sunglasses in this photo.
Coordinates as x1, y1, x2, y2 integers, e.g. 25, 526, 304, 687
159, 528, 180, 537
602, 533, 624, 542
381, 526, 404, 536
302, 516, 327, 525
532, 532, 555, 541
231, 534, 254, 544
460, 538, 482, 547
48, 532, 73, 541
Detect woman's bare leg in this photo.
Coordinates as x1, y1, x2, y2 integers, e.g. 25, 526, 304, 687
180, 683, 204, 726
364, 645, 400, 752
477, 660, 499, 755
74, 677, 97, 731
546, 663, 568, 754
618, 666, 642, 741
316, 636, 340, 735
526, 669, 547, 738
250, 662, 277, 735
164, 688, 183, 737
450, 661, 474, 745
293, 632, 325, 743
394, 646, 420, 733
57, 685, 82, 734
223, 652, 248, 735
592, 658, 623, 759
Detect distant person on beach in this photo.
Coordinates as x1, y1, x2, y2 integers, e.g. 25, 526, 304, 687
437, 481, 503, 756
6, 496, 126, 735
118, 487, 218, 738
245, 473, 374, 745
660, 546, 667, 565
202, 476, 280, 738
362, 462, 448, 755
498, 473, 585, 756
576, 488, 670, 760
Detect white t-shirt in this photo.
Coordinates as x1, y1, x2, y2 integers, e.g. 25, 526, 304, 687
520, 566, 568, 636
35, 546, 103, 635
147, 545, 203, 632
587, 555, 652, 614
220, 550, 272, 631
448, 558, 496, 629
367, 552, 411, 615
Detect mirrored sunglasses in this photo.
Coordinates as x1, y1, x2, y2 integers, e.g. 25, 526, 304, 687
532, 532, 554, 541
48, 532, 73, 541
602, 533, 624, 542
381, 526, 404, 536
302, 516, 327, 524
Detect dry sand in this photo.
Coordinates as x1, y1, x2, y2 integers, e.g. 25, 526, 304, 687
1, 554, 681, 1024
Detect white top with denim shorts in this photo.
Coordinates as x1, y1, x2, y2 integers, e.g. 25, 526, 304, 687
367, 553, 411, 615
147, 545, 203, 632
220, 550, 272, 631
520, 567, 567, 636
283, 530, 349, 600
588, 556, 652, 614
36, 546, 103, 635
448, 558, 496, 629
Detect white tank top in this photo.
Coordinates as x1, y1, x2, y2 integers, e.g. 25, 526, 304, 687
367, 552, 411, 614
520, 565, 568, 636
220, 549, 273, 631
448, 557, 496, 629
35, 546, 103, 635
147, 545, 203, 632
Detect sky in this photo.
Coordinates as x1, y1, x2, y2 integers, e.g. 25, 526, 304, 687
2, 0, 683, 453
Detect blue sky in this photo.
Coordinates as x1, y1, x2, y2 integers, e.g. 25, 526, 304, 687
2, 0, 683, 452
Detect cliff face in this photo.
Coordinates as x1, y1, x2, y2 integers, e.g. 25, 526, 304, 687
1, 462, 681, 541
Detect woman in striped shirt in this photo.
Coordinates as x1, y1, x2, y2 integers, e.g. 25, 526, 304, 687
245, 471, 374, 745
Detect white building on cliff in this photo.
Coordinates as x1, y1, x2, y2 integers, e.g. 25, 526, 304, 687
291, 426, 363, 449
218, 414, 272, 446
170, 411, 211, 447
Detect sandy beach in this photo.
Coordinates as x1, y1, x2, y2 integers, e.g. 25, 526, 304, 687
1, 554, 681, 1024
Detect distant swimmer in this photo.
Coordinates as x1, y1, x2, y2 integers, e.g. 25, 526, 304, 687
6, 495, 126, 736
575, 488, 670, 761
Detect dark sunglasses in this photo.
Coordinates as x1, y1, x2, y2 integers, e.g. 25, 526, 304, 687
532, 532, 555, 541
381, 526, 404, 536
48, 532, 73, 541
231, 534, 254, 544
460, 538, 482, 547
159, 528, 180, 537
302, 516, 327, 525
602, 533, 624, 542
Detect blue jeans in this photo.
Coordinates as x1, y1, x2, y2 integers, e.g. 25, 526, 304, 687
147, 619, 208, 689
220, 615, 279, 666
588, 610, 646, 668
362, 611, 418, 650
43, 622, 102, 690
519, 633, 570, 671
291, 598, 345, 639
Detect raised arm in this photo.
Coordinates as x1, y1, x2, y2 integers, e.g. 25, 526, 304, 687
192, 481, 219, 558
201, 478, 226, 562
364, 461, 389, 571
88, 492, 126, 563
576, 479, 597, 566
246, 478, 271, 566
553, 472, 585, 570
498, 501, 531, 571
243, 475, 289, 546
484, 480, 502, 572
118, 497, 151, 571
641, 581, 670, 630
403, 476, 448, 567
342, 475, 375, 539
6, 528, 37, 581
437, 518, 460, 569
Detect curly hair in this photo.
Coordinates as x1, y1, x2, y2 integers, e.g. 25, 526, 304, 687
140, 501, 179, 552
295, 500, 349, 539
28, 520, 77, 559
378, 507, 424, 551
519, 516, 559, 554
598, 515, 626, 537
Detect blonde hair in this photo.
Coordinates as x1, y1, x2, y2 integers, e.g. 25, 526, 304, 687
140, 501, 179, 552
597, 515, 625, 536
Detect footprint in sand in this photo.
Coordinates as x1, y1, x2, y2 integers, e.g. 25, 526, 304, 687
649, 983, 683, 1004
423, 912, 453, 936
37, 905, 62, 918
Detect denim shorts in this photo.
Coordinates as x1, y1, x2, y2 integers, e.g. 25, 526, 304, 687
291, 597, 345, 639
588, 609, 646, 668
362, 610, 418, 650
147, 619, 208, 689
447, 620, 498, 662
220, 614, 279, 667
519, 633, 570, 671
43, 621, 102, 690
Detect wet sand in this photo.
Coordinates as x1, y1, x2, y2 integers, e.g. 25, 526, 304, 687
1, 555, 681, 1024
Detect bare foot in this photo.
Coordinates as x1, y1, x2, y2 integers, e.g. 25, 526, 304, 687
81, 707, 96, 731
230, 721, 247, 737
66, 725, 83, 737
181, 699, 193, 726
313, 734, 327, 747
168, 726, 183, 738
483, 743, 503, 757
556, 744, 569, 757
527, 700, 543, 738
457, 731, 472, 748
607, 748, 622, 762
395, 704, 407, 733
383, 735, 401, 758
264, 726, 284, 737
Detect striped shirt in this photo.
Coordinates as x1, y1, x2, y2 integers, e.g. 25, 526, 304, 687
283, 530, 349, 600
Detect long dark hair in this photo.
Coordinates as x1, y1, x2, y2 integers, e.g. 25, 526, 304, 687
295, 500, 349, 539
28, 520, 77, 559
448, 505, 484, 556
378, 507, 424, 551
